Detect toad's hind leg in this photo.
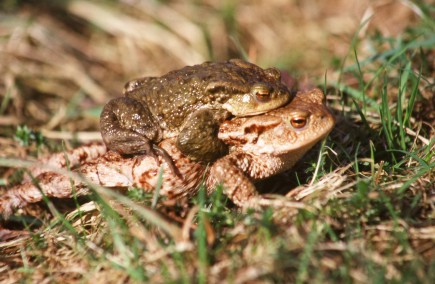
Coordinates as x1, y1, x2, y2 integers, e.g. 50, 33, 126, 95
100, 97, 162, 155
100, 97, 179, 176
176, 109, 229, 163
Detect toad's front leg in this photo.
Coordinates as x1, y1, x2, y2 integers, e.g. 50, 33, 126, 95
208, 151, 288, 206
176, 109, 230, 163
207, 153, 261, 206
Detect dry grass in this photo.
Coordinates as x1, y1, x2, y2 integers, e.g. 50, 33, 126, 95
0, 0, 434, 283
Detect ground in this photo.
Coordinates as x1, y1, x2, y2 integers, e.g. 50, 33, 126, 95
0, 0, 434, 283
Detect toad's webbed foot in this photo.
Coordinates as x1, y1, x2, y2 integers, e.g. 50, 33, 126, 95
176, 109, 230, 163
100, 97, 181, 178
150, 144, 183, 179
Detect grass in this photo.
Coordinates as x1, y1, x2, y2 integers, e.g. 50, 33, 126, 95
0, 0, 434, 283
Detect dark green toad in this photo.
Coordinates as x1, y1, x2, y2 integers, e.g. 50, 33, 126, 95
100, 59, 292, 168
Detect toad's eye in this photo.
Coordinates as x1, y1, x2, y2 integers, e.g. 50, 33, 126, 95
252, 84, 271, 102
290, 116, 307, 129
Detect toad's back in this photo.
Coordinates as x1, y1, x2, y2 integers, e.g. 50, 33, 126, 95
124, 59, 289, 131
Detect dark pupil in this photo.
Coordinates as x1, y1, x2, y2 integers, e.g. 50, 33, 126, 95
292, 119, 305, 126
256, 90, 270, 101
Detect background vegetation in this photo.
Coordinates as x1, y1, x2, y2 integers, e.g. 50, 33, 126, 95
0, 0, 433, 283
